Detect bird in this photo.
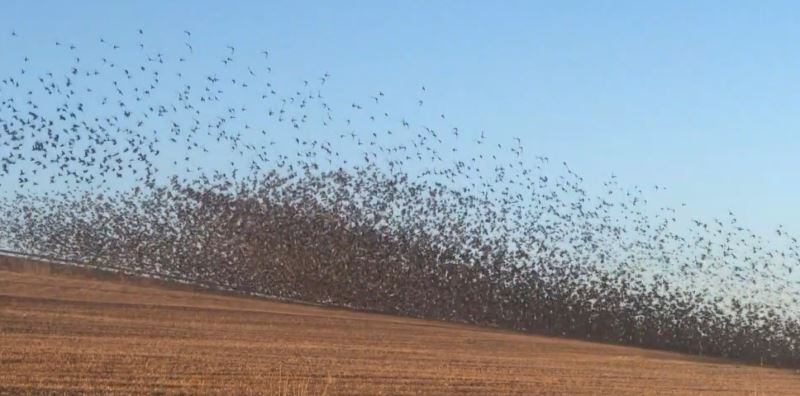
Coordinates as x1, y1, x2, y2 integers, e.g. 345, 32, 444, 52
0, 30, 796, 370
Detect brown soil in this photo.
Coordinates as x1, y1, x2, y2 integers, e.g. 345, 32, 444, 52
1, 255, 798, 395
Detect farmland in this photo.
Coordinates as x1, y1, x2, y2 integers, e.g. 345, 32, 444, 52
1, 256, 798, 395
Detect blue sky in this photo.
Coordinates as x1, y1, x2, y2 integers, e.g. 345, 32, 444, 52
3, 1, 800, 236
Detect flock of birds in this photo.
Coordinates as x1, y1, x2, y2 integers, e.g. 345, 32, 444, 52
1, 29, 799, 368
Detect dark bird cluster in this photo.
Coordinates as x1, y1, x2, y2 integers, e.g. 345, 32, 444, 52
1, 30, 799, 368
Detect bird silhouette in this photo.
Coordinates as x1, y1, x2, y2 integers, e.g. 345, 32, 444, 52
0, 30, 797, 369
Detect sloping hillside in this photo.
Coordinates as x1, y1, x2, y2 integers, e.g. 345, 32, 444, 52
1, 256, 798, 395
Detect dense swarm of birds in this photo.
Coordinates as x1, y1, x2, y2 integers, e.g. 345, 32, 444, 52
1, 29, 799, 368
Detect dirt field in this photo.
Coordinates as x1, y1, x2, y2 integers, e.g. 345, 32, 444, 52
1, 256, 799, 395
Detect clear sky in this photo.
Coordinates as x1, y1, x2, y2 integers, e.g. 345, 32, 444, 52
3, 0, 800, 236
